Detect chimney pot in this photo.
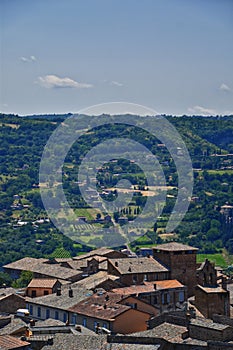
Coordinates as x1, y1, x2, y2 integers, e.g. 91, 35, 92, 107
69, 287, 73, 298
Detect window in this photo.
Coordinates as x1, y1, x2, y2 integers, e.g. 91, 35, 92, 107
133, 275, 137, 284
162, 293, 170, 304
83, 318, 87, 327
29, 305, 33, 315
178, 291, 185, 302
63, 313, 67, 323
37, 307, 41, 318
55, 311, 59, 320
31, 290, 37, 297
46, 309, 50, 319
72, 314, 77, 324
153, 296, 157, 304
44, 290, 49, 296
103, 323, 107, 329
143, 274, 148, 281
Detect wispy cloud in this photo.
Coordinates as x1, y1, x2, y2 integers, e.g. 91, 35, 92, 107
36, 75, 93, 89
20, 55, 37, 63
219, 83, 231, 92
187, 105, 216, 116
110, 80, 123, 87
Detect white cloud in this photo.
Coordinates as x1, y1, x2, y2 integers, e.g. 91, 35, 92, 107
37, 75, 93, 89
20, 55, 37, 63
110, 80, 123, 87
219, 83, 231, 92
187, 105, 216, 116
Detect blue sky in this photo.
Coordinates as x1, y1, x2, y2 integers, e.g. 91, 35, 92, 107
1, 0, 233, 115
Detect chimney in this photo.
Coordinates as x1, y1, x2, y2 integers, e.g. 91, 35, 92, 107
29, 319, 35, 327
75, 325, 82, 332
56, 288, 61, 296
69, 287, 73, 298
115, 261, 118, 267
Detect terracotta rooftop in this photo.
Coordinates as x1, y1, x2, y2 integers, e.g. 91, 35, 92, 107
69, 292, 146, 321
108, 257, 169, 274
153, 242, 198, 251
27, 279, 59, 289
146, 279, 184, 289
112, 279, 184, 295
0, 334, 30, 349
197, 285, 228, 293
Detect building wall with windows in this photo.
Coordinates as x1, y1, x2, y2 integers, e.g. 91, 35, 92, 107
26, 302, 68, 323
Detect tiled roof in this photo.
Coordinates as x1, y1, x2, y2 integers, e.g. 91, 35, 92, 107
69, 292, 145, 321
130, 322, 187, 342
4, 257, 82, 281
108, 257, 169, 274
0, 287, 18, 297
0, 317, 27, 336
41, 334, 106, 350
41, 334, 161, 350
197, 285, 228, 293
112, 279, 184, 295
0, 335, 30, 349
73, 248, 115, 260
153, 242, 198, 251
145, 279, 184, 289
35, 318, 66, 327
62, 260, 88, 270
190, 318, 229, 330
26, 287, 92, 310
27, 279, 59, 289
69, 271, 119, 290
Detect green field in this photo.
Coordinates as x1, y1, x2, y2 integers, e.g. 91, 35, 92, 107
197, 253, 228, 268
74, 208, 101, 220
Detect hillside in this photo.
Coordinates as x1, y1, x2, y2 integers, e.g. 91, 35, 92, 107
0, 113, 232, 269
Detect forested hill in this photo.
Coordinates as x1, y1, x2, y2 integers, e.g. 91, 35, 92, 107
0, 113, 232, 272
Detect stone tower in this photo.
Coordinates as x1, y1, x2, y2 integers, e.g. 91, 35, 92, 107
153, 242, 198, 296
